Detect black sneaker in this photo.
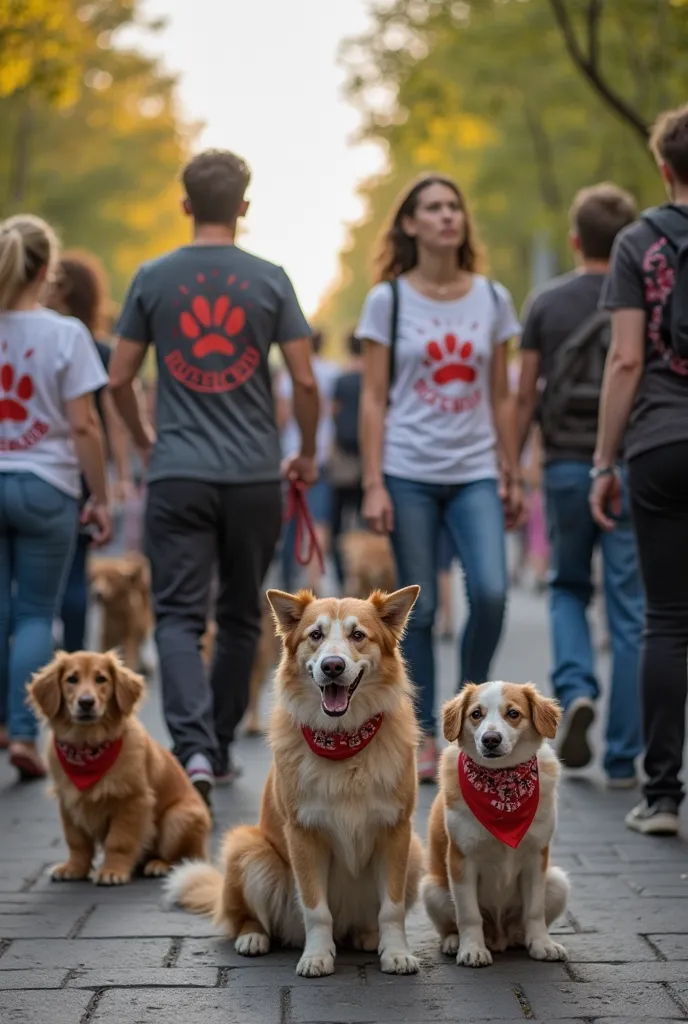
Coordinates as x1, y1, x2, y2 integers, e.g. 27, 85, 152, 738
556, 697, 595, 769
625, 798, 680, 836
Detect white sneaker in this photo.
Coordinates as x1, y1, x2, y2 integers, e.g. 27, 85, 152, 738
186, 753, 214, 806
625, 798, 680, 836
557, 697, 595, 769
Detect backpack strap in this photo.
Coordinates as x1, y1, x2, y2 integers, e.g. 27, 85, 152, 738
552, 310, 610, 369
387, 278, 400, 400
642, 205, 688, 252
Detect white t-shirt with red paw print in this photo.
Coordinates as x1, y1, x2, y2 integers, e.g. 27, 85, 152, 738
0, 309, 108, 497
355, 276, 520, 484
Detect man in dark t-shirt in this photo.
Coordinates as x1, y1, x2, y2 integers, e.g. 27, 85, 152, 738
109, 149, 319, 803
591, 105, 688, 836
516, 184, 643, 787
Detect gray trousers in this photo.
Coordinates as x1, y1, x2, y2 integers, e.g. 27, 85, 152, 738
145, 478, 282, 772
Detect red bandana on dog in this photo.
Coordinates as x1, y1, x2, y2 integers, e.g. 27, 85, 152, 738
55, 737, 123, 791
458, 752, 539, 849
301, 713, 384, 760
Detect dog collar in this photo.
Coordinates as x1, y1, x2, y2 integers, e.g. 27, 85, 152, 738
54, 737, 124, 791
458, 752, 539, 849
301, 713, 384, 760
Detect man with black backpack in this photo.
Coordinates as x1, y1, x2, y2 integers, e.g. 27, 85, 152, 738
591, 106, 688, 836
516, 183, 643, 788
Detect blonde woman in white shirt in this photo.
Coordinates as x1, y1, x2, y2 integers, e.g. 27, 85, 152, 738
357, 175, 522, 781
0, 216, 111, 778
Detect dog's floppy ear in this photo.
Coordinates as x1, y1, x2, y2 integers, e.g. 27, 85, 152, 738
27, 654, 66, 719
109, 655, 145, 716
266, 589, 314, 636
522, 683, 561, 739
369, 585, 420, 638
442, 684, 478, 743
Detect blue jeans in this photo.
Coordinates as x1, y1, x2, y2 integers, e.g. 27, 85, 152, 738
385, 475, 508, 736
0, 473, 77, 739
544, 460, 643, 778
60, 531, 90, 651
280, 475, 333, 591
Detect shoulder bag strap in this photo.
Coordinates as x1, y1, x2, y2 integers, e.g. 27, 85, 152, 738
387, 278, 400, 405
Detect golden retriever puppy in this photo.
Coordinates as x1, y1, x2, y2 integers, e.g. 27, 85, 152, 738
339, 531, 396, 600
27, 651, 211, 886
89, 553, 153, 671
165, 587, 424, 977
423, 681, 569, 967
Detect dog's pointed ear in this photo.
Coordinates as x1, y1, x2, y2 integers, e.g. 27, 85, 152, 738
266, 589, 314, 636
369, 585, 420, 637
27, 654, 66, 719
109, 654, 145, 716
442, 684, 477, 743
522, 684, 561, 739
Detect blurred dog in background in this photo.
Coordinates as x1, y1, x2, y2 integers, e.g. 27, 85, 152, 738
89, 552, 153, 673
339, 531, 396, 600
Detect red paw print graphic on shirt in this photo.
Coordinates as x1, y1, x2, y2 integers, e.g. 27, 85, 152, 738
0, 363, 34, 422
424, 335, 476, 385
179, 295, 246, 359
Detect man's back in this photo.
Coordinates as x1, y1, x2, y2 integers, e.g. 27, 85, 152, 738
117, 244, 309, 485
521, 270, 606, 462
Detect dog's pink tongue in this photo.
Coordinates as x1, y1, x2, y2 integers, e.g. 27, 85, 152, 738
322, 684, 349, 714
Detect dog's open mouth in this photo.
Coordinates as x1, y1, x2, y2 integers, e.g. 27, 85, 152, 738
320, 668, 364, 717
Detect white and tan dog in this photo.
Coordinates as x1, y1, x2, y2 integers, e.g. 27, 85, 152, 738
423, 681, 569, 967
165, 587, 424, 978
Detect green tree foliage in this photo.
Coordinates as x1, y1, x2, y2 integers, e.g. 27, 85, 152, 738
0, 1, 194, 304
319, 0, 688, 341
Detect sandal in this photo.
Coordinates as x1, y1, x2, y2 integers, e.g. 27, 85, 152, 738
9, 743, 48, 780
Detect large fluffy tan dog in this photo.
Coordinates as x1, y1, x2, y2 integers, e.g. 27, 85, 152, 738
28, 651, 211, 885
423, 681, 569, 967
166, 586, 424, 977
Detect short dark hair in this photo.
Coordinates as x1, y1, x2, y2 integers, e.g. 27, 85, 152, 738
182, 149, 251, 224
650, 104, 688, 185
569, 183, 637, 260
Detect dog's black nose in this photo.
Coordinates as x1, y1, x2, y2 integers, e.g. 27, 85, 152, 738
482, 731, 502, 751
321, 657, 346, 679
77, 695, 96, 712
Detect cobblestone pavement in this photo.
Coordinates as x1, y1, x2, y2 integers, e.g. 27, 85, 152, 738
1, 586, 687, 1023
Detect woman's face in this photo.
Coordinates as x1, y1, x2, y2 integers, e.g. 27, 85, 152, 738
402, 182, 466, 254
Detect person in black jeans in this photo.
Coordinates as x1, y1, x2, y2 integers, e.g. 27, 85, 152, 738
591, 104, 688, 836
47, 250, 132, 649
329, 332, 364, 586
109, 149, 319, 805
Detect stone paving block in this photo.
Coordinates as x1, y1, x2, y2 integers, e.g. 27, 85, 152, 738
0, 862, 50, 893
79, 904, 222, 939
554, 934, 659, 962
0, 937, 170, 970
66, 967, 220, 988
0, 909, 87, 939
362, 957, 569, 984
289, 982, 522, 1022
177, 937, 305, 969
0, 969, 67, 989
0, 990, 91, 1023
570, 961, 688, 983
647, 934, 688, 959
222, 964, 363, 986
568, 901, 688, 934
91, 987, 281, 1023
523, 981, 684, 1019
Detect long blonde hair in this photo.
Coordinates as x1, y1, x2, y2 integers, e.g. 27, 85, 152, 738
0, 215, 59, 311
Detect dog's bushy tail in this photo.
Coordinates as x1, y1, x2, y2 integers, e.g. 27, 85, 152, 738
163, 860, 224, 922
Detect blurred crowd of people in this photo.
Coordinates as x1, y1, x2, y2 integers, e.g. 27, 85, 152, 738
1, 102, 688, 837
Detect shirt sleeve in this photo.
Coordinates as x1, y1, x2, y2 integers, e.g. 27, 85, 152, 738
355, 283, 393, 347
115, 268, 151, 344
60, 321, 109, 402
602, 232, 645, 311
519, 290, 543, 352
492, 281, 521, 346
275, 268, 311, 344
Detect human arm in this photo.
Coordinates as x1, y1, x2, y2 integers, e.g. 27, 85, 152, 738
108, 339, 155, 463
278, 338, 319, 485
65, 393, 111, 546
516, 350, 541, 460
100, 388, 135, 501
590, 309, 645, 529
490, 342, 523, 529
360, 340, 395, 534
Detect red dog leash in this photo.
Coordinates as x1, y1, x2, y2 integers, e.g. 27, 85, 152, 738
285, 480, 325, 575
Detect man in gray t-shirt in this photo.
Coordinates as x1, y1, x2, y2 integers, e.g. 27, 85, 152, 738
109, 149, 319, 801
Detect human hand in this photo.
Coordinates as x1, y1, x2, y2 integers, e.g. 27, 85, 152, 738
81, 499, 112, 547
282, 453, 318, 486
590, 471, 621, 531
363, 482, 394, 535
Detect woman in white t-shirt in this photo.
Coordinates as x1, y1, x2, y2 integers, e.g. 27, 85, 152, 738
0, 216, 111, 779
356, 175, 522, 781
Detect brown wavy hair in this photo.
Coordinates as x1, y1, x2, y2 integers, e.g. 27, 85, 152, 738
52, 249, 110, 336
375, 174, 483, 283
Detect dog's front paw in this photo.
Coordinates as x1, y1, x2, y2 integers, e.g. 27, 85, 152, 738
143, 859, 170, 878
457, 944, 493, 968
380, 950, 420, 975
527, 937, 568, 962
441, 933, 459, 956
92, 867, 131, 886
235, 932, 270, 956
296, 952, 335, 978
51, 862, 90, 882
